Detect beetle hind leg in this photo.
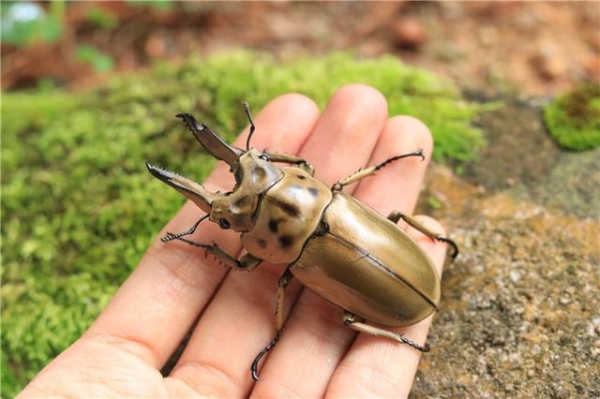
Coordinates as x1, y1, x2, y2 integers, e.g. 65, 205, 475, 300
388, 211, 459, 260
343, 311, 430, 352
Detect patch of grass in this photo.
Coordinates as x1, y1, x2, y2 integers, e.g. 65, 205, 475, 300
1, 51, 486, 395
543, 83, 600, 151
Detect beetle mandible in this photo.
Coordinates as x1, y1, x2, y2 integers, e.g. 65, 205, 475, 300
146, 103, 458, 381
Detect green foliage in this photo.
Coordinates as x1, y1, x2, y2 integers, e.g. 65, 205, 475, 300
151, 51, 485, 161
1, 1, 64, 46
128, 0, 174, 11
76, 45, 115, 72
85, 6, 119, 30
543, 83, 600, 151
1, 51, 485, 395
2, 1, 115, 73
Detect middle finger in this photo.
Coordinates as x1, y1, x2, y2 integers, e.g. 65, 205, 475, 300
251, 84, 389, 397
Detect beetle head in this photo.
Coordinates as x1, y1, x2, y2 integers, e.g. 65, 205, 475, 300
147, 114, 283, 232
209, 149, 283, 231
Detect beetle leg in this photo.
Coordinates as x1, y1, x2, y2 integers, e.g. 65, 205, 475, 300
250, 268, 294, 381
161, 215, 262, 270
275, 267, 294, 329
168, 236, 263, 271
161, 215, 209, 242
263, 152, 315, 176
332, 149, 424, 191
251, 329, 282, 381
388, 211, 459, 260
343, 311, 430, 352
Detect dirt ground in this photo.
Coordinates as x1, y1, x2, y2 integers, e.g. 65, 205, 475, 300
2, 2, 599, 95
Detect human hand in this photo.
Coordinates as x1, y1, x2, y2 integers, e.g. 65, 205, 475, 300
19, 84, 448, 398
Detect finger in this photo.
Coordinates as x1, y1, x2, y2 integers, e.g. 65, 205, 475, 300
85, 94, 319, 373
300, 84, 388, 186
251, 84, 390, 397
354, 115, 433, 215
325, 117, 439, 398
325, 216, 447, 398
327, 108, 446, 398
166, 94, 321, 396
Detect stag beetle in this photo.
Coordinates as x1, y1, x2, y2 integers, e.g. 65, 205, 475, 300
146, 103, 458, 380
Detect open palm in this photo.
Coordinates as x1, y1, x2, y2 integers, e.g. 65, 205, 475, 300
19, 84, 448, 398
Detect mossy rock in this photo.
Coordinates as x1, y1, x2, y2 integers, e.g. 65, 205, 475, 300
543, 83, 600, 151
1, 51, 487, 396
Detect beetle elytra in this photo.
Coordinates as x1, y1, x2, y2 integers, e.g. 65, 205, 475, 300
146, 103, 458, 380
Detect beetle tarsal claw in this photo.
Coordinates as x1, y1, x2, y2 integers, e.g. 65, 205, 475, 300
251, 329, 283, 381
436, 235, 460, 260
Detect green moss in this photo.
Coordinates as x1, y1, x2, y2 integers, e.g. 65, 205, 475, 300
543, 83, 600, 151
1, 51, 486, 395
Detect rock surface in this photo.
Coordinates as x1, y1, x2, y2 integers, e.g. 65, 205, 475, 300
412, 100, 599, 397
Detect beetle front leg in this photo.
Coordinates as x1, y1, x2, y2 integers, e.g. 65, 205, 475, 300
161, 215, 208, 243
263, 152, 315, 176
388, 211, 459, 260
343, 311, 430, 352
167, 236, 262, 271
332, 149, 424, 191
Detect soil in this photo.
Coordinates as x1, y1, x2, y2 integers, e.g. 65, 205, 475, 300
2, 2, 599, 95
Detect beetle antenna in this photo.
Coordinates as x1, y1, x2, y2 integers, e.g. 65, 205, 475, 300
251, 329, 283, 381
243, 102, 256, 151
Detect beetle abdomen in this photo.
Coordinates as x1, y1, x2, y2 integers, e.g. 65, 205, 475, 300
242, 168, 332, 264
291, 193, 441, 327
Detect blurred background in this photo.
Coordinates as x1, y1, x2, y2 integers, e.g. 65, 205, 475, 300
2, 1, 598, 94
2, 2, 599, 398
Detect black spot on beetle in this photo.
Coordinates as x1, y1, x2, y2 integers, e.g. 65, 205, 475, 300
268, 219, 279, 233
257, 238, 267, 249
308, 187, 319, 197
270, 197, 301, 218
279, 235, 293, 248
